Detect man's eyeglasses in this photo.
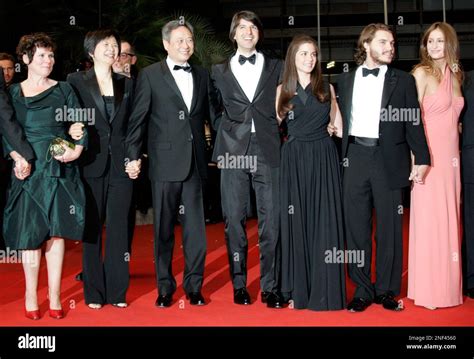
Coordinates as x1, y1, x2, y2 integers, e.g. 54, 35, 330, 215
119, 53, 136, 59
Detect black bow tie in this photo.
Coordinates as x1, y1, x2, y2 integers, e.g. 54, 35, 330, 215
362, 67, 380, 77
173, 65, 192, 73
238, 54, 256, 65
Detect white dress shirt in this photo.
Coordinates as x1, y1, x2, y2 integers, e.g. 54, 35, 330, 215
166, 57, 193, 112
349, 64, 388, 138
230, 50, 264, 133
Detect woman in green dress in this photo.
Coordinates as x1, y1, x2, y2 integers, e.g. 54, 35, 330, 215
3, 33, 87, 320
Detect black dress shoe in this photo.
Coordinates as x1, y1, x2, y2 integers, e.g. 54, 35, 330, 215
186, 292, 206, 306
234, 288, 251, 305
155, 294, 173, 308
261, 291, 284, 309
375, 292, 403, 311
75, 272, 83, 281
347, 297, 372, 312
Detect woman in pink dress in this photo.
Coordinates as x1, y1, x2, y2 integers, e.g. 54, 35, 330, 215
408, 22, 464, 309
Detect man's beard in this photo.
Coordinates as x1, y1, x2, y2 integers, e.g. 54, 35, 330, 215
370, 49, 393, 65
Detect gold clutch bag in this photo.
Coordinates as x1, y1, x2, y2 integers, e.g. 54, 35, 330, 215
49, 137, 76, 157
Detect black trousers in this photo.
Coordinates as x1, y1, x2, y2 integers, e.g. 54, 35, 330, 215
463, 182, 474, 290
343, 143, 403, 301
220, 134, 280, 292
151, 162, 206, 295
82, 158, 133, 304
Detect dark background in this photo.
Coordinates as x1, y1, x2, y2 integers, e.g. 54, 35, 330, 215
1, 0, 473, 80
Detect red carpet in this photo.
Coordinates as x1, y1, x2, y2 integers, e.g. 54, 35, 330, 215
1, 213, 473, 327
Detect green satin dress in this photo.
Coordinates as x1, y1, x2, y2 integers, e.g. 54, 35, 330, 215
3, 82, 87, 250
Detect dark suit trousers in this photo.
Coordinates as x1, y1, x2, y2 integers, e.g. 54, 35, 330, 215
220, 134, 280, 292
82, 158, 133, 304
463, 183, 474, 290
343, 143, 403, 301
151, 161, 206, 295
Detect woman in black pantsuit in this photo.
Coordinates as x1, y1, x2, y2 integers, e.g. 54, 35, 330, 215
67, 29, 134, 309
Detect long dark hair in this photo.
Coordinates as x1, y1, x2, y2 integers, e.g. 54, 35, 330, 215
278, 34, 328, 120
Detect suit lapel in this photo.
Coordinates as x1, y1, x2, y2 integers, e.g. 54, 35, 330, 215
85, 69, 108, 125
252, 55, 274, 102
160, 60, 189, 114
342, 70, 356, 133
189, 67, 200, 114
221, 56, 251, 103
110, 73, 124, 123
380, 66, 398, 111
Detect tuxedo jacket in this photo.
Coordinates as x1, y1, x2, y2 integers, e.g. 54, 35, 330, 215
337, 66, 431, 189
210, 55, 283, 168
0, 76, 34, 161
125, 60, 212, 182
67, 69, 135, 178
462, 70, 474, 183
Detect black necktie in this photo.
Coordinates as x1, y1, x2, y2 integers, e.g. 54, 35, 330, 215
238, 54, 256, 65
173, 64, 192, 73
362, 67, 380, 77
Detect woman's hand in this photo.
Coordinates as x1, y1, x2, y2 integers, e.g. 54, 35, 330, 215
54, 145, 84, 163
69, 123, 85, 140
327, 123, 338, 136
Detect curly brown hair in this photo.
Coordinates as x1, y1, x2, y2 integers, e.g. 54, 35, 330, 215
16, 32, 56, 65
354, 23, 394, 65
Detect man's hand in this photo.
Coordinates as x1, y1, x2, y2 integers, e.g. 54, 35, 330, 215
125, 159, 141, 179
10, 151, 31, 180
69, 123, 85, 140
409, 164, 430, 184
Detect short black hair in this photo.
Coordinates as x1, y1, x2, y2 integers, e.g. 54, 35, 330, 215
84, 29, 121, 60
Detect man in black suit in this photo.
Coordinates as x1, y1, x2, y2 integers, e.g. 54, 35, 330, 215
0, 75, 33, 167
210, 10, 283, 308
0, 72, 34, 250
462, 70, 474, 299
337, 23, 430, 312
125, 20, 211, 307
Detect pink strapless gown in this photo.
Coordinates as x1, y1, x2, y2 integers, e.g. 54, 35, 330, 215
408, 68, 464, 308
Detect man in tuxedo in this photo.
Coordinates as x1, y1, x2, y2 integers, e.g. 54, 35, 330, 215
0, 72, 33, 249
337, 23, 430, 312
125, 20, 211, 307
462, 70, 474, 299
0, 75, 33, 173
210, 10, 283, 308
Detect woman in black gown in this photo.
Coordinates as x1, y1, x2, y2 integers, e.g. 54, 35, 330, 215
276, 34, 346, 311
